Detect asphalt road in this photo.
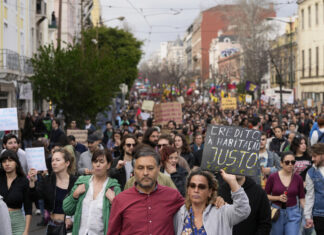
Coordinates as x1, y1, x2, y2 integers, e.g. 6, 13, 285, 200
29, 214, 46, 235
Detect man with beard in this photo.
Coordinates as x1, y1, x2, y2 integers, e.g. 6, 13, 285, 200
1, 134, 28, 174
110, 134, 137, 189
304, 143, 324, 234
142, 127, 159, 148
107, 145, 184, 235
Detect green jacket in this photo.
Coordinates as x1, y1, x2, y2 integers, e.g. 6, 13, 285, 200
63, 175, 121, 235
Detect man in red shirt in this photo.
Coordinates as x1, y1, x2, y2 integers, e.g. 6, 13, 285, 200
107, 145, 184, 235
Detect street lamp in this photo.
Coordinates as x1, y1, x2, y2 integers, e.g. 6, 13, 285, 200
266, 17, 294, 90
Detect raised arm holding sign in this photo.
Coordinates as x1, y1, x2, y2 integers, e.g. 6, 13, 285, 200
201, 125, 261, 177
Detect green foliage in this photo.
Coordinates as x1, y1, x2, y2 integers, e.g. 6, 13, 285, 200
30, 27, 142, 124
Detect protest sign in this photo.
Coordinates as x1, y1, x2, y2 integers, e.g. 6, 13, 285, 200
221, 97, 237, 110
154, 102, 182, 125
0, 108, 18, 131
142, 100, 155, 111
245, 95, 252, 104
26, 147, 47, 171
177, 96, 185, 104
201, 125, 261, 176
67, 129, 88, 146
140, 112, 150, 120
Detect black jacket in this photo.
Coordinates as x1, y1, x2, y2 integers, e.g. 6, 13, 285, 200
110, 155, 129, 190
269, 137, 289, 155
181, 152, 194, 169
218, 176, 271, 235
160, 165, 188, 197
30, 173, 77, 212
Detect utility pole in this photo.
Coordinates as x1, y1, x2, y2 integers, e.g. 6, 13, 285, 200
57, 0, 63, 49
289, 21, 293, 90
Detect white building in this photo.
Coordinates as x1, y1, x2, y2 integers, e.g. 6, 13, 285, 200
297, 0, 324, 102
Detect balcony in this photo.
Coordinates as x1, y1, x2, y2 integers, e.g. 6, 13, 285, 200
0, 49, 34, 78
36, 0, 46, 24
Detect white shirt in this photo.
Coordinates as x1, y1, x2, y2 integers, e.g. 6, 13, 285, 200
310, 127, 324, 146
79, 176, 108, 235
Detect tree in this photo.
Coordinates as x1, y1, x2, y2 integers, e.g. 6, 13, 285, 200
30, 26, 142, 124
229, 0, 275, 100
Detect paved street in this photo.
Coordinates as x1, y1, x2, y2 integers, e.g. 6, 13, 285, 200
29, 214, 46, 235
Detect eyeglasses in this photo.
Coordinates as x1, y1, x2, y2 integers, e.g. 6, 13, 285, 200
284, 160, 296, 165
126, 143, 136, 148
189, 183, 208, 190
157, 144, 168, 149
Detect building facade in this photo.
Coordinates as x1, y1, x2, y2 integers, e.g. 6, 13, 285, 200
297, 0, 324, 102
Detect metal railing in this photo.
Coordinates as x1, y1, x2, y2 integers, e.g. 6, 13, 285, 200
0, 49, 34, 75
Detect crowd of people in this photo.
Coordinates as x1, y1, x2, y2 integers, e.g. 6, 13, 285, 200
0, 95, 324, 235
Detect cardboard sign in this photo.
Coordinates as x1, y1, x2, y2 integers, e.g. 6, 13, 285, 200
142, 100, 155, 111
177, 96, 185, 104
0, 108, 18, 131
140, 112, 150, 120
221, 97, 237, 110
245, 95, 252, 104
307, 99, 313, 107
67, 129, 88, 146
25, 147, 47, 171
201, 125, 261, 176
154, 102, 182, 125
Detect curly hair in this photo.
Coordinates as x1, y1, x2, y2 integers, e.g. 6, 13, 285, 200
290, 134, 310, 158
185, 168, 218, 210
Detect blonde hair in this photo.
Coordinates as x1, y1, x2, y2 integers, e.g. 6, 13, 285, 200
53, 148, 75, 175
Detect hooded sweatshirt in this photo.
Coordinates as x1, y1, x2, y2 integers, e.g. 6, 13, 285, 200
218, 176, 272, 235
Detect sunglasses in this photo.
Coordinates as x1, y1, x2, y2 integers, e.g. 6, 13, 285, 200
284, 160, 296, 165
189, 183, 208, 190
126, 143, 136, 148
157, 144, 168, 149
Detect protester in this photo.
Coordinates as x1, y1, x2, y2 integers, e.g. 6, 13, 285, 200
110, 134, 137, 189
107, 130, 122, 158
310, 117, 324, 145
2, 134, 28, 174
174, 169, 251, 234
290, 134, 312, 181
84, 118, 96, 135
191, 132, 204, 153
22, 112, 34, 149
63, 149, 121, 235
107, 145, 184, 234
142, 127, 159, 148
102, 121, 113, 146
218, 175, 272, 235
160, 146, 187, 196
67, 135, 87, 154
49, 118, 65, 150
0, 150, 32, 235
304, 143, 324, 234
28, 148, 77, 234
78, 134, 102, 175
265, 152, 305, 235
269, 126, 290, 156
174, 133, 194, 168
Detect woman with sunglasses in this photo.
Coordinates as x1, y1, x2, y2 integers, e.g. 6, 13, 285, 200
174, 169, 251, 234
265, 152, 305, 235
160, 146, 188, 196
110, 134, 137, 189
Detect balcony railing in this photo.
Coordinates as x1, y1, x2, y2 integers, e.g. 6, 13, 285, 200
0, 49, 33, 75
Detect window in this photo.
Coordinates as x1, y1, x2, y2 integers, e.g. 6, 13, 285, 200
316, 3, 319, 25
309, 48, 312, 77
316, 46, 319, 76
308, 6, 311, 28
302, 9, 305, 30
302, 50, 305, 77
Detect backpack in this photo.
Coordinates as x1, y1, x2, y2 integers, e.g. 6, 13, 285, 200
317, 129, 324, 143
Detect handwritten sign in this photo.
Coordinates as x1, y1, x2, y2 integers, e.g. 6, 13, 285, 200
26, 147, 47, 171
142, 100, 155, 111
201, 125, 261, 176
154, 102, 182, 125
66, 129, 88, 146
0, 108, 18, 131
221, 97, 237, 110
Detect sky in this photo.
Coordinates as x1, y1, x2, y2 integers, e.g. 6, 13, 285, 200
100, 0, 298, 61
